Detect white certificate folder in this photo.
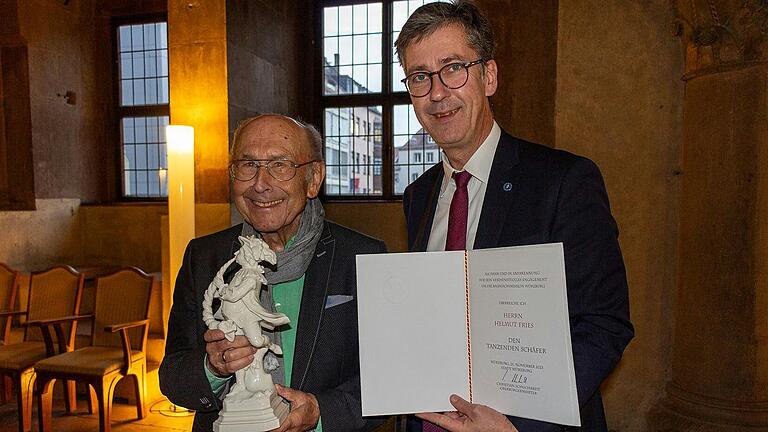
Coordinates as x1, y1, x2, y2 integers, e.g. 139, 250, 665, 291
356, 243, 580, 426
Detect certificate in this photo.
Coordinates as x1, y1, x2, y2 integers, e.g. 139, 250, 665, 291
355, 243, 580, 426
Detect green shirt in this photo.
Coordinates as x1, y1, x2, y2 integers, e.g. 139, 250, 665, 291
272, 275, 304, 387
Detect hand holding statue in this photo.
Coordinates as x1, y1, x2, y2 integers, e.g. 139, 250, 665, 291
204, 329, 257, 378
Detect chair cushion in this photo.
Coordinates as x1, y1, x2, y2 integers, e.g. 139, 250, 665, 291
34, 346, 145, 376
0, 341, 47, 370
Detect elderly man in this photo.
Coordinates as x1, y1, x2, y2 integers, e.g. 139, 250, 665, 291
395, 1, 634, 432
160, 114, 386, 432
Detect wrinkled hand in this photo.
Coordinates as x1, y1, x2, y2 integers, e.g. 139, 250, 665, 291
204, 329, 256, 377
416, 395, 518, 432
272, 384, 320, 432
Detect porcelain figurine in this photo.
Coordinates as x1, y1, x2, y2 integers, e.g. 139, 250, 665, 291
202, 235, 290, 431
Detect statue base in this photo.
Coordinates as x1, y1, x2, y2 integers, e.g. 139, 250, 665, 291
213, 391, 290, 432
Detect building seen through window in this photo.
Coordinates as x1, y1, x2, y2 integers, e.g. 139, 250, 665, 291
393, 113, 439, 194
321, 0, 445, 198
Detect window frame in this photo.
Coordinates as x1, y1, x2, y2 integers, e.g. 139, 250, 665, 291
111, 13, 170, 202
316, 0, 416, 202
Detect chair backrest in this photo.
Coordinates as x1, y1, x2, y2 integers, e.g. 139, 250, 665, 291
93, 267, 153, 351
24, 265, 84, 345
0, 263, 20, 343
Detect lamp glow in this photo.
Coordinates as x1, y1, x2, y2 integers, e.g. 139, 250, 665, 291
166, 125, 196, 300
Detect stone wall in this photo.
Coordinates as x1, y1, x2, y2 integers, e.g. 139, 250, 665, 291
17, 0, 110, 201
652, 1, 768, 429
555, 2, 684, 429
324, 202, 408, 253
226, 0, 313, 128
483, 0, 558, 147
0, 199, 81, 270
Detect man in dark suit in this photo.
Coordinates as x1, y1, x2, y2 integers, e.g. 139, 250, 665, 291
395, 2, 634, 431
159, 114, 386, 432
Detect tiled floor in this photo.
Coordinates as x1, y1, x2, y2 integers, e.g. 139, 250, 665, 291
0, 395, 194, 432
0, 390, 400, 432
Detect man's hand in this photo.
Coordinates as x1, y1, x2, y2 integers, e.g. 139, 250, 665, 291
204, 329, 256, 377
416, 394, 518, 432
272, 384, 320, 432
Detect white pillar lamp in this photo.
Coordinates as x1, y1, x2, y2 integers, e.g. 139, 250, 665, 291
166, 125, 196, 301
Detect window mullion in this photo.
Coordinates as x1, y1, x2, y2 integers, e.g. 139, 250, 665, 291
383, 0, 392, 96
382, 0, 393, 198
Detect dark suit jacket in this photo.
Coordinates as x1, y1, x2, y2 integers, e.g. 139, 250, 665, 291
402, 131, 634, 432
159, 220, 387, 432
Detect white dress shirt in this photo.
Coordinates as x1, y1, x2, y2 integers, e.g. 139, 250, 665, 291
426, 122, 501, 252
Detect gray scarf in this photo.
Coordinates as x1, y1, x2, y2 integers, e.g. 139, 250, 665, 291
241, 197, 325, 283
239, 198, 325, 386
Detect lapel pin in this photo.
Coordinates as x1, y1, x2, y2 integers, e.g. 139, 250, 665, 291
503, 182, 513, 192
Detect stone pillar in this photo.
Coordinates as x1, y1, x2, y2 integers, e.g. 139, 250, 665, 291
478, 0, 558, 147
168, 0, 230, 205
0, 0, 35, 210
653, 1, 768, 430
165, 0, 231, 332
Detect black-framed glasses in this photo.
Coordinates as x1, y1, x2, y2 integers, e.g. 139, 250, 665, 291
229, 159, 319, 182
401, 59, 486, 98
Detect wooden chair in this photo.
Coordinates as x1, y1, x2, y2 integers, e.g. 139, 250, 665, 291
0, 263, 20, 403
0, 263, 20, 344
0, 265, 84, 432
35, 267, 153, 432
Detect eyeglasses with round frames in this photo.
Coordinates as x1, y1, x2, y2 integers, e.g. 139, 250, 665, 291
401, 59, 486, 98
229, 158, 319, 182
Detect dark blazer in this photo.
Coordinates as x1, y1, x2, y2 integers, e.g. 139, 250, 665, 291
403, 131, 634, 432
159, 220, 387, 432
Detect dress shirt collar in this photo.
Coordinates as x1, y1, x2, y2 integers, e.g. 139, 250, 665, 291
439, 121, 501, 195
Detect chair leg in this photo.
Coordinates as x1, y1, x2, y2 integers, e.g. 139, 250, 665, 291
95, 376, 120, 432
131, 365, 147, 419
36, 375, 56, 432
63, 379, 77, 413
87, 383, 97, 414
2, 374, 12, 404
17, 369, 35, 432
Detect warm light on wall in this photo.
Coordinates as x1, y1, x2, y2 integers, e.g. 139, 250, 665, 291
166, 125, 195, 299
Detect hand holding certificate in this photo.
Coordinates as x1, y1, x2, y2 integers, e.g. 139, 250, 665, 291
417, 394, 520, 432
356, 243, 580, 427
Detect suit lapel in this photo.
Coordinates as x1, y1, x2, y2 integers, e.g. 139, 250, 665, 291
411, 167, 443, 252
291, 222, 334, 389
474, 132, 520, 249
225, 230, 243, 282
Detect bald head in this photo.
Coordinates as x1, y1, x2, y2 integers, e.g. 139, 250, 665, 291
231, 114, 323, 163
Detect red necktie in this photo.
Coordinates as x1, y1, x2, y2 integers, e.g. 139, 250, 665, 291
425, 171, 471, 432
424, 171, 471, 432
445, 171, 472, 251
423, 421, 447, 432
